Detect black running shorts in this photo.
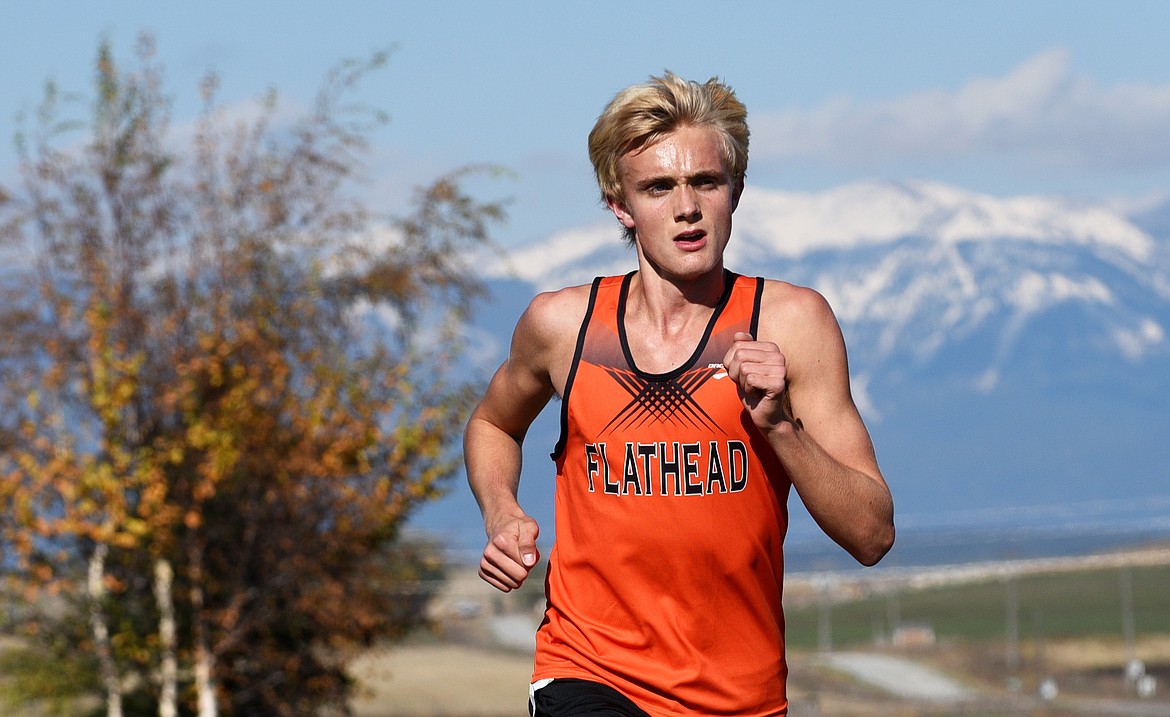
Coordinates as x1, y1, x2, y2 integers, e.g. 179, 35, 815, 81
530, 678, 651, 717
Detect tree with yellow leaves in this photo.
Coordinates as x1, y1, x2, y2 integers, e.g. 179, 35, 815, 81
0, 34, 503, 716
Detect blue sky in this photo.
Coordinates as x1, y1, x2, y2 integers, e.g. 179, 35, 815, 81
5, 1, 1170, 250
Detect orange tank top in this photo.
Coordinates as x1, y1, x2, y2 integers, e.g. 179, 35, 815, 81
534, 271, 791, 716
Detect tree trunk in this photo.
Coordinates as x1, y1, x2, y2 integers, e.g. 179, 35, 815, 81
88, 543, 124, 717
194, 638, 217, 717
153, 558, 178, 717
189, 540, 219, 717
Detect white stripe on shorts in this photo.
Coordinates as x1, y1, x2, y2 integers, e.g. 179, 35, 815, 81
529, 678, 554, 717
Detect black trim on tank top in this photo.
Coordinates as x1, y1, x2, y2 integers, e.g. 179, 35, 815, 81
550, 277, 603, 461
750, 275, 765, 338
616, 268, 737, 382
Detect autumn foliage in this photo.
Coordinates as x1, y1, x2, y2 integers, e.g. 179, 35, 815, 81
0, 35, 503, 715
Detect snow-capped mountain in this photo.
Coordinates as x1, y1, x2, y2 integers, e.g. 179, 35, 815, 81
414, 180, 1170, 566
489, 180, 1169, 397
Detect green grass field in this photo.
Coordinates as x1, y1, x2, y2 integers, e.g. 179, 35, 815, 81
784, 563, 1170, 649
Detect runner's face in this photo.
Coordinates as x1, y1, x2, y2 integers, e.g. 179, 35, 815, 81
608, 125, 742, 283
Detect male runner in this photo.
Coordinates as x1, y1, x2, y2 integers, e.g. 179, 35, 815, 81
465, 71, 895, 717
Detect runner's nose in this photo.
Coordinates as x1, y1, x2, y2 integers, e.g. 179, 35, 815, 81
674, 185, 701, 223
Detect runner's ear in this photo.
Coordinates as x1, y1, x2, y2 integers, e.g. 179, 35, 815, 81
606, 193, 636, 229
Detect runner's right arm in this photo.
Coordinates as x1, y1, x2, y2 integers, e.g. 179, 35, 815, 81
464, 287, 585, 591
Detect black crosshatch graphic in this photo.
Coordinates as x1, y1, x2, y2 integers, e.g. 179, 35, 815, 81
600, 364, 727, 434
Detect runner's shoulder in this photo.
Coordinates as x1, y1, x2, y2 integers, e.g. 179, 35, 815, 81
758, 278, 836, 324
515, 282, 593, 349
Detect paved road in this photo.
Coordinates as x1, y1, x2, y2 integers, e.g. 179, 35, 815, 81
820, 651, 974, 701
819, 651, 1170, 716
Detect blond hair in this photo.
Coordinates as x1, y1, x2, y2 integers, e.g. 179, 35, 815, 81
588, 71, 749, 210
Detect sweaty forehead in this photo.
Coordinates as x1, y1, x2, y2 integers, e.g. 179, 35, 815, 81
623, 126, 729, 178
